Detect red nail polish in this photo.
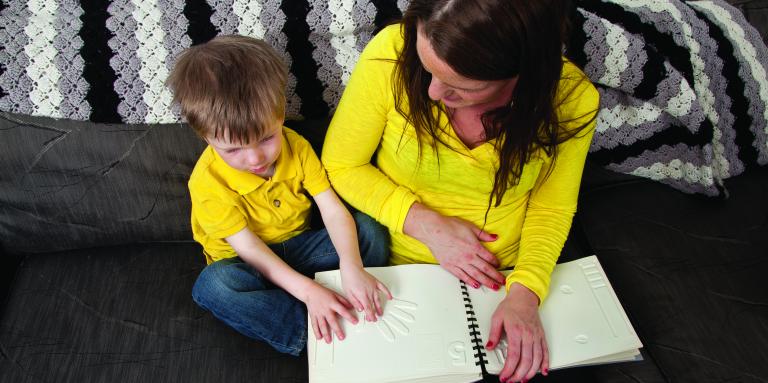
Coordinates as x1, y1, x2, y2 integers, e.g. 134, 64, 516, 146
486, 340, 494, 348
492, 284, 499, 290
490, 233, 498, 239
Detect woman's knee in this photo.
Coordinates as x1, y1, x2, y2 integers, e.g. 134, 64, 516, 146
353, 211, 390, 267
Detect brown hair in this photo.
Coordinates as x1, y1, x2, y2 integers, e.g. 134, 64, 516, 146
394, 0, 594, 207
166, 35, 287, 144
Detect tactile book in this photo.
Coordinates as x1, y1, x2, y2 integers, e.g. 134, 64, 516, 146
308, 255, 642, 383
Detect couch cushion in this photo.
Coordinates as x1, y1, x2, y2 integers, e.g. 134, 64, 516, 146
0, 243, 309, 382
0, 113, 331, 256
577, 165, 768, 382
0, 112, 206, 254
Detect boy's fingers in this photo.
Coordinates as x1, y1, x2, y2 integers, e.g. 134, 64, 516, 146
336, 293, 354, 310
327, 315, 345, 341
350, 296, 364, 313
378, 281, 393, 300
334, 301, 358, 324
373, 290, 383, 316
311, 316, 321, 340
318, 317, 331, 343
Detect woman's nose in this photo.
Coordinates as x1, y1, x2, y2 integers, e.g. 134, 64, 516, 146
427, 77, 450, 101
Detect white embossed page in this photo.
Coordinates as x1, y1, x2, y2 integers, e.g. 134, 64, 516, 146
309, 264, 482, 383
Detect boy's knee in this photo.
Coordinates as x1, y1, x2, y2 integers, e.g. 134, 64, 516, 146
353, 212, 390, 267
191, 260, 235, 305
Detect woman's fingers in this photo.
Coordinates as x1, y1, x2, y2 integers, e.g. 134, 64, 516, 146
510, 328, 535, 382
541, 336, 550, 376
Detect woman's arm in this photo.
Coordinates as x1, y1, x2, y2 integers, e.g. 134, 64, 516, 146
322, 25, 420, 235
489, 66, 600, 383
507, 68, 600, 302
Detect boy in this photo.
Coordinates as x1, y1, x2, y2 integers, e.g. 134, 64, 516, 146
166, 35, 391, 356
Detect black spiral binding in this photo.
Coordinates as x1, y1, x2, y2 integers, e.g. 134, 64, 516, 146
460, 281, 487, 370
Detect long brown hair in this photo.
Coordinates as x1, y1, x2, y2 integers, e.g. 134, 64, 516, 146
394, 0, 592, 207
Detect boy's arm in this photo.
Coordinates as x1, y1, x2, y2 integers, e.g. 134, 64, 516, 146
313, 188, 391, 322
225, 227, 358, 342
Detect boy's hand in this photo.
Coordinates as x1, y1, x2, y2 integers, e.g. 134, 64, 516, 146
340, 263, 393, 322
304, 282, 358, 344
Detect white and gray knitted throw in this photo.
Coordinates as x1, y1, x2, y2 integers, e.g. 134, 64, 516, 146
1, 0, 766, 195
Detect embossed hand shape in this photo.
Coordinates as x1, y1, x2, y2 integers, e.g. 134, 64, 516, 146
375, 298, 417, 342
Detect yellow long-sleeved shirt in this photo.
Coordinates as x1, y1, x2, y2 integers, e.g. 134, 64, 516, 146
322, 24, 598, 302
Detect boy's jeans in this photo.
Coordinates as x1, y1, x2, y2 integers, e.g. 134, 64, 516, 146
191, 212, 390, 356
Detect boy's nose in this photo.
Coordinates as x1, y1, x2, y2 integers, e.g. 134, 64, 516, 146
246, 148, 264, 165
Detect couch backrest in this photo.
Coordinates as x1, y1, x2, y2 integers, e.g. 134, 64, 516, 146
0, 112, 205, 254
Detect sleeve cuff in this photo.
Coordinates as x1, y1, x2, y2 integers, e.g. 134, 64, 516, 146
505, 268, 551, 304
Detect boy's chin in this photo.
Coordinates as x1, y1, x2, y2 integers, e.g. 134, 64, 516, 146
249, 165, 274, 177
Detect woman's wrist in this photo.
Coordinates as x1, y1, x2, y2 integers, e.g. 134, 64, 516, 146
505, 282, 541, 306
403, 202, 438, 241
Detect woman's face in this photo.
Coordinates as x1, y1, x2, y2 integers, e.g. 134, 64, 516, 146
416, 24, 517, 110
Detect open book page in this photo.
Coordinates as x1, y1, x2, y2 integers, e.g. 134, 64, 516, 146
309, 264, 482, 383
468, 256, 643, 373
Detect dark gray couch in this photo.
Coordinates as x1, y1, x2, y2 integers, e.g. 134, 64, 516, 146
2, 2, 768, 383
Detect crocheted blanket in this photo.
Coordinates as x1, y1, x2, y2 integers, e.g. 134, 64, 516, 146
1, 0, 766, 196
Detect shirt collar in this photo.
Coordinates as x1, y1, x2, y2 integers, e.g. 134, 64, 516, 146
209, 127, 296, 195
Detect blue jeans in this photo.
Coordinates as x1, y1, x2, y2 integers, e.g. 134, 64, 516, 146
191, 212, 390, 355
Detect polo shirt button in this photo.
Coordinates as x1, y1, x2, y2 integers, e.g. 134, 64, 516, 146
273, 199, 281, 207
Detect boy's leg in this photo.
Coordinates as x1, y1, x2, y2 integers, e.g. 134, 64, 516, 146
280, 211, 390, 275
191, 257, 307, 356
351, 211, 390, 267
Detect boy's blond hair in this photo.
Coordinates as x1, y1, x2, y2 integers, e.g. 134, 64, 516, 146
167, 35, 287, 143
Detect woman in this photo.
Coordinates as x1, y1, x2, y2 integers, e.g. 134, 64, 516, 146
322, 0, 598, 381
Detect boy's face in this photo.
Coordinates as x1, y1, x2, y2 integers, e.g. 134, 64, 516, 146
206, 120, 283, 178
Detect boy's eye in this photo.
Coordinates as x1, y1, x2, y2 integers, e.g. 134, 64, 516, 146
225, 148, 240, 154
261, 135, 274, 143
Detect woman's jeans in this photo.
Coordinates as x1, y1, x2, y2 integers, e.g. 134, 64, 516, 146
191, 212, 390, 356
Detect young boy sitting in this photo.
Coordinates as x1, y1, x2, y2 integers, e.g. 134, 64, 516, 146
166, 35, 391, 356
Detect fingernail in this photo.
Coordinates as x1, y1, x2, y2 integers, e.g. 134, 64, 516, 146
485, 340, 494, 348
543, 368, 548, 375
490, 233, 498, 239
472, 282, 480, 289
492, 284, 499, 290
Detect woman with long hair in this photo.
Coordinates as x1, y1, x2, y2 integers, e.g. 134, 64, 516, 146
322, 1, 598, 381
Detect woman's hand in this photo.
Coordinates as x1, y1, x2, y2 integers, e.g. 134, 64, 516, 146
403, 202, 505, 289
303, 282, 358, 344
486, 283, 549, 383
340, 262, 393, 322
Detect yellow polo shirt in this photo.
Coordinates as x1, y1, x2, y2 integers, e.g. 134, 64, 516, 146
190, 127, 331, 264
322, 24, 598, 301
